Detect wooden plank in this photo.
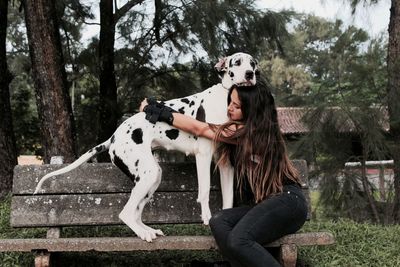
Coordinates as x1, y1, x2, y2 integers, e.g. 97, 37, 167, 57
0, 232, 335, 252
13, 162, 220, 195
13, 160, 308, 195
11, 192, 222, 227
0, 236, 218, 252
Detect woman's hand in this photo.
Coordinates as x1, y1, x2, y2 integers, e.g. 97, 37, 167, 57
139, 98, 148, 112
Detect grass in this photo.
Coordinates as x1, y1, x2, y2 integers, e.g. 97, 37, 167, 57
1, 195, 400, 266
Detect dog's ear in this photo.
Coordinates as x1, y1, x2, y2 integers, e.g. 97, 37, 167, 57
214, 57, 228, 73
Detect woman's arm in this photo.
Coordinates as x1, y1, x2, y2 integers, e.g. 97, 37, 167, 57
171, 112, 217, 140
140, 99, 236, 143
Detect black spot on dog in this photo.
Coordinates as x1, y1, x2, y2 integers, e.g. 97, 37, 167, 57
165, 129, 179, 140
178, 107, 185, 114
135, 159, 139, 167
88, 148, 93, 153
110, 135, 115, 144
181, 98, 190, 104
135, 176, 140, 182
250, 60, 256, 69
95, 145, 104, 153
196, 105, 206, 122
194, 136, 198, 140
145, 193, 149, 199
200, 99, 204, 104
189, 101, 195, 107
113, 152, 136, 184
191, 110, 194, 116
229, 71, 234, 77
131, 128, 143, 144
229, 58, 233, 68
169, 103, 175, 106
126, 130, 130, 134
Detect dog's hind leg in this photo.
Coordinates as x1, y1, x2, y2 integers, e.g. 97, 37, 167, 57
135, 165, 164, 239
195, 152, 212, 225
118, 157, 164, 242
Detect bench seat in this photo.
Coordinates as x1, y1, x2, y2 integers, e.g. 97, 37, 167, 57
1, 159, 335, 267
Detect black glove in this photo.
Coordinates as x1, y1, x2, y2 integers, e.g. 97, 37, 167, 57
143, 99, 176, 125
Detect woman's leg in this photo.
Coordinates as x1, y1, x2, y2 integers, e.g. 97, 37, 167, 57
209, 206, 252, 266
224, 188, 308, 267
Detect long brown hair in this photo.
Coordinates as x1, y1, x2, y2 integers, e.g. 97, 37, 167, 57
213, 83, 301, 203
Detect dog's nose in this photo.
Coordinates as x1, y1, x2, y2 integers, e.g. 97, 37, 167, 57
245, 70, 254, 80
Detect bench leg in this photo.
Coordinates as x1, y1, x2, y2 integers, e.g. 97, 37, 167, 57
35, 251, 50, 267
279, 244, 297, 267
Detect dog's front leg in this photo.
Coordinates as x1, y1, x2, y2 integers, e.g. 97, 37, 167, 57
218, 164, 234, 209
195, 152, 212, 225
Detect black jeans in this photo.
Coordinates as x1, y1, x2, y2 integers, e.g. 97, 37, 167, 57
209, 184, 308, 267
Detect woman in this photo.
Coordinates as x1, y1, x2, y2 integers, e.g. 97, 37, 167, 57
140, 83, 307, 267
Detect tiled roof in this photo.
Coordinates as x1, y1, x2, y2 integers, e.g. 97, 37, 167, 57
277, 107, 308, 134
277, 107, 389, 135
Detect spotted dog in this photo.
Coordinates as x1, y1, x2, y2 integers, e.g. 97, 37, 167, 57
34, 52, 259, 242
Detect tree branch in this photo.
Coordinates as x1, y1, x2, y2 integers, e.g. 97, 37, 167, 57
114, 0, 145, 22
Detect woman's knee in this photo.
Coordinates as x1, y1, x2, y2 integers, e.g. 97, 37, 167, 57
209, 210, 225, 232
226, 230, 254, 255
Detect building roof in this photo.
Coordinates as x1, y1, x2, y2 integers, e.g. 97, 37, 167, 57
277, 107, 389, 135
277, 107, 308, 135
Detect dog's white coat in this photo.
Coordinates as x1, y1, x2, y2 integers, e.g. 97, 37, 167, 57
34, 52, 258, 242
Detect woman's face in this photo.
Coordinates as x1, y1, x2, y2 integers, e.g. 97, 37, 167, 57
227, 88, 243, 121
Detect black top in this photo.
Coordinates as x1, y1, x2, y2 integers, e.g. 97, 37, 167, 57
229, 146, 298, 206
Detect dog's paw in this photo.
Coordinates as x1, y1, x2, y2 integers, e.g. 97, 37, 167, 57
201, 211, 212, 225
136, 227, 165, 242
153, 229, 165, 236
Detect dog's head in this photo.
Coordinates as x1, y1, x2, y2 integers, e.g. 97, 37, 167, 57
215, 52, 259, 89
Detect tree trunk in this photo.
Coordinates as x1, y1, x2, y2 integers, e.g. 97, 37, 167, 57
97, 0, 119, 162
387, 0, 400, 222
0, 0, 17, 198
23, 0, 76, 163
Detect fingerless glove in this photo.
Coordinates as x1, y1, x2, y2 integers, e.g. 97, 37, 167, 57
143, 98, 177, 125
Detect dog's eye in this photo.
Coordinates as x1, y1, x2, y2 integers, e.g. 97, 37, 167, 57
255, 69, 260, 76
234, 59, 241, 66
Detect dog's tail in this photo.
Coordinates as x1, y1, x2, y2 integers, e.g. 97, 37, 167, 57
33, 139, 111, 194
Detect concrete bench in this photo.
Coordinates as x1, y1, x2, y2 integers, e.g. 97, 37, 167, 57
0, 159, 335, 266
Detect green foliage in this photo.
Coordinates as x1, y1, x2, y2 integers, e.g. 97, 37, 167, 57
275, 14, 391, 223
5, 0, 298, 156
300, 219, 400, 267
